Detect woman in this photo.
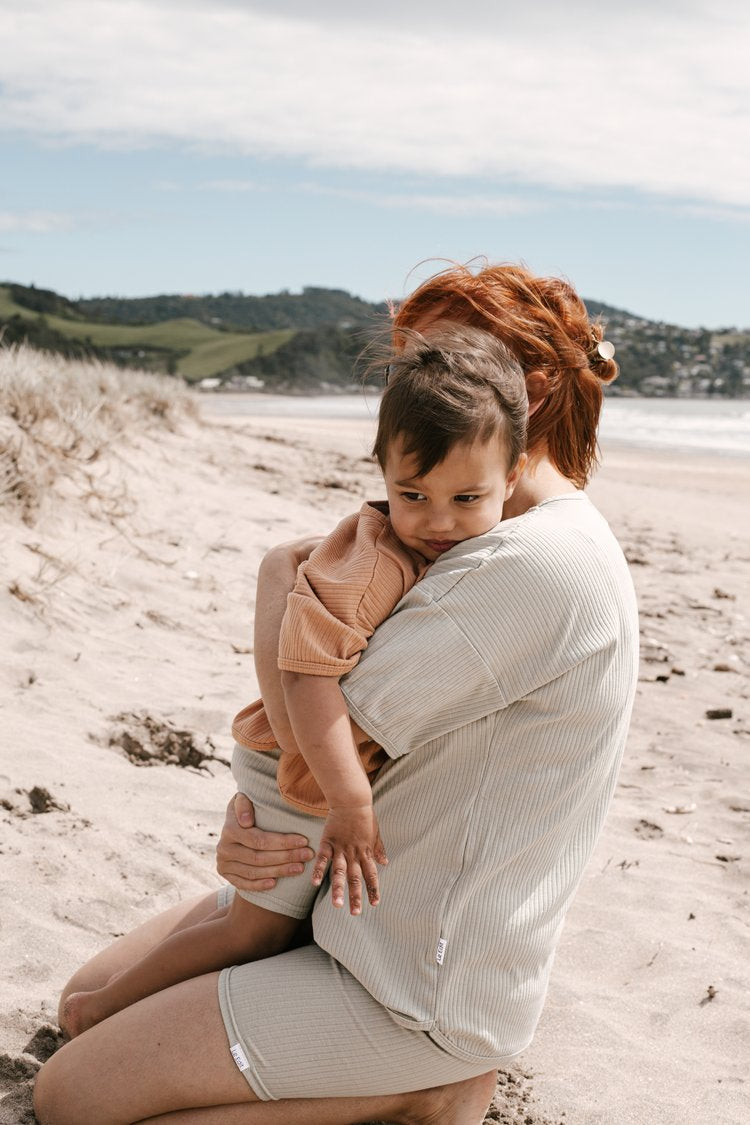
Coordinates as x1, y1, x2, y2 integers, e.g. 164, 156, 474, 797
34, 262, 638, 1125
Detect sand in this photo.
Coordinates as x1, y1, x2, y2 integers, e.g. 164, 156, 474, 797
1, 394, 748, 1124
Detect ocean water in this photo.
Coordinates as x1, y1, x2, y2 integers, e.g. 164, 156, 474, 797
202, 393, 750, 458
598, 398, 750, 457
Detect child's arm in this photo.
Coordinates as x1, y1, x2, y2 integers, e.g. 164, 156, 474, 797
281, 670, 387, 916
253, 538, 322, 753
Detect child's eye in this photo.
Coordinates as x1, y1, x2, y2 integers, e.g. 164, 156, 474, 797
400, 491, 426, 502
455, 494, 480, 504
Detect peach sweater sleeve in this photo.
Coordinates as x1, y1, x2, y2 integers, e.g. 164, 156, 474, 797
277, 503, 424, 676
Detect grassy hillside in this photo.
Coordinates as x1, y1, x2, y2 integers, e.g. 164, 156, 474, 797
4, 282, 749, 396
0, 287, 292, 380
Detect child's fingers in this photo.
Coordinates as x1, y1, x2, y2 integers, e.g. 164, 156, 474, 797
373, 831, 388, 867
361, 854, 380, 907
311, 844, 332, 888
329, 855, 350, 910
345, 858, 364, 916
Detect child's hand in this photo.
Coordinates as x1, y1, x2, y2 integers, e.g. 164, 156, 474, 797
312, 804, 388, 915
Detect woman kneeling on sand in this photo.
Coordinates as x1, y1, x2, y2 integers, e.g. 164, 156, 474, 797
35, 262, 638, 1125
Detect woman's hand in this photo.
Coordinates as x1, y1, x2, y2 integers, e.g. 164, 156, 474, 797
312, 804, 388, 915
216, 793, 315, 892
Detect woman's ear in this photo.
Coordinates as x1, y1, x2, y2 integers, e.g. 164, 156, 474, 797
525, 371, 548, 416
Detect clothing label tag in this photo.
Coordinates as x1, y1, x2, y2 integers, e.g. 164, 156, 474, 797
230, 1043, 250, 1072
436, 937, 448, 965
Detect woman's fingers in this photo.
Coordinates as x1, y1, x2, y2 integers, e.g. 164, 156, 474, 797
224, 794, 312, 854
216, 794, 314, 892
231, 791, 255, 827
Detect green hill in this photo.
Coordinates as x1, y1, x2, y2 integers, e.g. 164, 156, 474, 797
0, 285, 294, 380
73, 287, 387, 332
2, 281, 749, 396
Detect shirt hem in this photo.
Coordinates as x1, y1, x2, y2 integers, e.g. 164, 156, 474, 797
340, 691, 401, 759
428, 1026, 530, 1066
278, 657, 355, 677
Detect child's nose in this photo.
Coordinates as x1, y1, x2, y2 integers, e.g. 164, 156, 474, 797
426, 507, 455, 533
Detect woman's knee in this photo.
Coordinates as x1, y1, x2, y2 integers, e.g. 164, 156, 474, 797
33, 1049, 80, 1125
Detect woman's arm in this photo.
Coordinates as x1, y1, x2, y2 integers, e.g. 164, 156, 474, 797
253, 536, 322, 752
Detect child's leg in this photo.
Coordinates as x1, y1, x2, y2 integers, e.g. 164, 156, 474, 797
62, 895, 302, 1038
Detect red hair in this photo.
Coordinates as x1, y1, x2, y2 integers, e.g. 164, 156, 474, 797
393, 262, 618, 488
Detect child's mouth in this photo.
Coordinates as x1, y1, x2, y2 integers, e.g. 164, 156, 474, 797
424, 540, 458, 555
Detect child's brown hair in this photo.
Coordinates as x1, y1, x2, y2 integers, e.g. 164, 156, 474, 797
372, 323, 527, 478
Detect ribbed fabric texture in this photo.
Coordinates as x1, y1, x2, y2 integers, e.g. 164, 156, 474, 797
218, 945, 499, 1100
231, 501, 426, 812
309, 492, 640, 1063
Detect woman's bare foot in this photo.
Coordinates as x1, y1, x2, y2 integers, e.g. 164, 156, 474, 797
400, 1070, 498, 1125
60, 989, 110, 1039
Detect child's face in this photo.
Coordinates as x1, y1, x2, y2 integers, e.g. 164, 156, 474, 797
383, 436, 525, 562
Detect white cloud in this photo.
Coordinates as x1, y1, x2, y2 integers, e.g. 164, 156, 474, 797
301, 184, 541, 215
670, 202, 750, 223
1, 0, 748, 207
0, 210, 75, 233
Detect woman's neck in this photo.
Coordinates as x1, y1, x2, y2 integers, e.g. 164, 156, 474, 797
503, 454, 578, 520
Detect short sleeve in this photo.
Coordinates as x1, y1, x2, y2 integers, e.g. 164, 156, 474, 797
340, 584, 502, 758
277, 504, 423, 677
277, 589, 370, 676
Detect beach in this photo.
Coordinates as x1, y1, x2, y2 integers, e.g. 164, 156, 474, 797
1, 381, 748, 1123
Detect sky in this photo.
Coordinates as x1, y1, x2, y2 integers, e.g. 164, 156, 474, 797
1, 0, 748, 328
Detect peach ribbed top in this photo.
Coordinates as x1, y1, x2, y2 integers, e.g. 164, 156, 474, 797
231, 502, 427, 814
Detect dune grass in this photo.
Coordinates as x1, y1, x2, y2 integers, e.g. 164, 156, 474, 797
0, 342, 197, 521
0, 287, 293, 379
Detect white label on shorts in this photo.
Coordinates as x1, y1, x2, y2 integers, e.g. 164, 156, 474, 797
436, 937, 448, 965
230, 1043, 250, 1072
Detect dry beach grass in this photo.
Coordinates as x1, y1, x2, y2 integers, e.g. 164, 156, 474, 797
1, 356, 748, 1124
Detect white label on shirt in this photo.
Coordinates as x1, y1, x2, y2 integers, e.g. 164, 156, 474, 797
230, 1043, 250, 1072
436, 937, 448, 965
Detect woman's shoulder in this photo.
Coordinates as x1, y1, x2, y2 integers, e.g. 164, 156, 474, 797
422, 493, 635, 615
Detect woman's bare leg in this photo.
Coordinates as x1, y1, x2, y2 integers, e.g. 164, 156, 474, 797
140, 1070, 499, 1124
62, 895, 302, 1037
37, 970, 497, 1125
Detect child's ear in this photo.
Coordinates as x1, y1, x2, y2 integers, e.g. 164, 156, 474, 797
504, 453, 528, 500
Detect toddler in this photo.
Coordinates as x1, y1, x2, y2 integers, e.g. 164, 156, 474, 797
62, 323, 528, 1037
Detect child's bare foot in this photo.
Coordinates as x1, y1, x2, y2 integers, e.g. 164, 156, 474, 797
60, 989, 109, 1039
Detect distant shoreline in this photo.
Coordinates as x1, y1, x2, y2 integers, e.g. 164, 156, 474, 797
199, 393, 750, 460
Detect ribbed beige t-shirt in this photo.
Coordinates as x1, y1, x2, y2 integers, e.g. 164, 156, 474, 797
232, 502, 427, 814
311, 493, 638, 1063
